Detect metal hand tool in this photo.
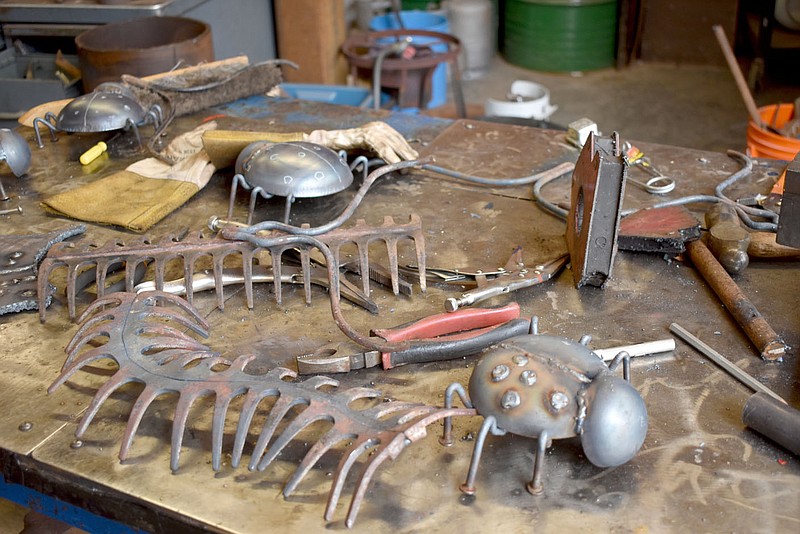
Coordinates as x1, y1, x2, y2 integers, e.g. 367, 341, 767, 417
443, 250, 568, 312
297, 303, 529, 373
623, 142, 676, 195
135, 263, 379, 314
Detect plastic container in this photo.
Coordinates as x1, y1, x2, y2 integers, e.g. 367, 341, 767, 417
484, 80, 557, 120
503, 0, 617, 72
370, 11, 450, 108
279, 83, 388, 107
746, 104, 800, 161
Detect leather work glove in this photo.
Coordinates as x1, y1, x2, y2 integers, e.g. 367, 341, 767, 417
202, 121, 419, 169
42, 122, 218, 233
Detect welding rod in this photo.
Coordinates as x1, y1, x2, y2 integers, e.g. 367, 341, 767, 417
685, 238, 787, 360
669, 323, 786, 405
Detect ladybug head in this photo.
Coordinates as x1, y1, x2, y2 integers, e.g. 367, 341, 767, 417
580, 373, 648, 467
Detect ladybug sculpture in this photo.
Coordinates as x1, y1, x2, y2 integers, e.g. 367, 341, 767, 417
441, 319, 648, 496
32, 83, 163, 149
227, 141, 362, 224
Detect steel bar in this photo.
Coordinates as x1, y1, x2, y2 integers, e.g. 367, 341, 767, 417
669, 323, 786, 405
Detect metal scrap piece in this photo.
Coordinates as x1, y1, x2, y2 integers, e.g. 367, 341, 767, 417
566, 132, 627, 288
49, 291, 473, 527
777, 152, 800, 248
0, 225, 85, 315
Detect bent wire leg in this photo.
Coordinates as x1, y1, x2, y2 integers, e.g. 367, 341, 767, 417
282, 194, 294, 224
460, 415, 504, 495
440, 382, 473, 446
526, 430, 549, 495
227, 173, 249, 219
608, 350, 632, 382
128, 119, 143, 149
246, 186, 271, 225
32, 117, 58, 148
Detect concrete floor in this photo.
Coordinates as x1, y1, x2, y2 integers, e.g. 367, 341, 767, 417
1, 54, 797, 533
459, 56, 799, 154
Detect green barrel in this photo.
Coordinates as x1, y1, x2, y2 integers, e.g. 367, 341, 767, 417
503, 0, 617, 72
401, 1, 440, 9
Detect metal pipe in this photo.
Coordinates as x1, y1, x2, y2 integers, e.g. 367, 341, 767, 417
685, 239, 787, 360
742, 392, 800, 456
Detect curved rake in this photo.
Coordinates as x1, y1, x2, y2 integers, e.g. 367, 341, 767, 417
49, 291, 474, 527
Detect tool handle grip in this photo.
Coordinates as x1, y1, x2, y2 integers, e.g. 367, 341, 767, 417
372, 302, 520, 342
742, 392, 800, 456
386, 318, 531, 368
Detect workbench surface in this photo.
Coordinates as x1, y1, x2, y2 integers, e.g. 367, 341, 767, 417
1, 98, 798, 533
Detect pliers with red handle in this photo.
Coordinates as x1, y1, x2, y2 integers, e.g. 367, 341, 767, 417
296, 302, 530, 374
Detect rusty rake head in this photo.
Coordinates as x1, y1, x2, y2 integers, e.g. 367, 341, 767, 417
49, 291, 472, 527
38, 215, 426, 322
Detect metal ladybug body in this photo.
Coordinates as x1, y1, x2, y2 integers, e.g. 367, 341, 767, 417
441, 318, 648, 496
32, 83, 163, 149
227, 140, 359, 224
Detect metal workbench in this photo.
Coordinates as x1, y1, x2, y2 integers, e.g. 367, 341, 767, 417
1, 97, 798, 533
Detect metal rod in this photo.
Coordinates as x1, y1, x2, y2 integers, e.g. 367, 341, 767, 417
685, 238, 787, 360
669, 323, 787, 405
593, 338, 676, 361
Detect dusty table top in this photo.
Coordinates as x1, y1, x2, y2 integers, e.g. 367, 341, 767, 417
1, 97, 798, 533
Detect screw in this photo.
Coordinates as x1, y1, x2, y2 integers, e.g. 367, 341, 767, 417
0, 206, 22, 216
18, 421, 32, 432
70, 439, 84, 449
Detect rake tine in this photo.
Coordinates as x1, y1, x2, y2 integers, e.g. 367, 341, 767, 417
75, 373, 139, 437
169, 390, 203, 471
153, 257, 167, 292
211, 392, 238, 471
345, 437, 401, 528
324, 436, 379, 521
124, 259, 141, 293
249, 395, 306, 470
119, 386, 163, 461
95, 260, 110, 299
242, 254, 255, 309
183, 256, 196, 306
212, 253, 226, 310
64, 314, 114, 356
50, 347, 116, 391
356, 239, 371, 298
74, 294, 125, 324
37, 259, 63, 321
255, 409, 330, 471
66, 263, 85, 320
283, 429, 349, 497
385, 236, 400, 295
231, 388, 274, 468
300, 247, 312, 305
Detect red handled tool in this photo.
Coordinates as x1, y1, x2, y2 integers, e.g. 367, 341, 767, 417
296, 303, 530, 374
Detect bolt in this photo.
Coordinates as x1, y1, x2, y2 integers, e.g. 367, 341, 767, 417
512, 354, 528, 366
0, 206, 22, 216
501, 390, 521, 409
550, 391, 570, 411
491, 364, 510, 382
520, 370, 537, 386
18, 421, 32, 432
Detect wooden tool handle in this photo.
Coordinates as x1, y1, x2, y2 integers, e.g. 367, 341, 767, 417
748, 231, 800, 259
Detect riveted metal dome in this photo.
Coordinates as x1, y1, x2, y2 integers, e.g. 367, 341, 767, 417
235, 141, 353, 199
57, 91, 148, 133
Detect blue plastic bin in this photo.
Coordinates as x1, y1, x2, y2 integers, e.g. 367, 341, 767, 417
370, 11, 449, 109
280, 83, 387, 107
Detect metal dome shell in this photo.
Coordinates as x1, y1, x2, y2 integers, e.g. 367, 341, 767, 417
580, 373, 648, 468
237, 141, 354, 199
56, 91, 148, 133
0, 128, 32, 177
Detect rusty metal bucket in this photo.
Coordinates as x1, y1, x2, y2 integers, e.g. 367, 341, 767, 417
76, 16, 214, 92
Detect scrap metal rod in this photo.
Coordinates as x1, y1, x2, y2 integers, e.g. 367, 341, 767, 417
685, 238, 787, 360
670, 323, 786, 405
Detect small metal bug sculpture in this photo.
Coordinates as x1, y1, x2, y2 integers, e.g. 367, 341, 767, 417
441, 318, 648, 496
32, 83, 163, 149
0, 128, 31, 201
228, 140, 363, 224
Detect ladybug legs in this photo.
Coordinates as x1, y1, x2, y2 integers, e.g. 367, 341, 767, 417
32, 114, 59, 148
526, 430, 550, 495
607, 350, 632, 382
440, 382, 472, 446
227, 173, 248, 219
459, 415, 505, 495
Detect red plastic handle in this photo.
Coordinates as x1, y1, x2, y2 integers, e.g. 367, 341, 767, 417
372, 302, 521, 343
